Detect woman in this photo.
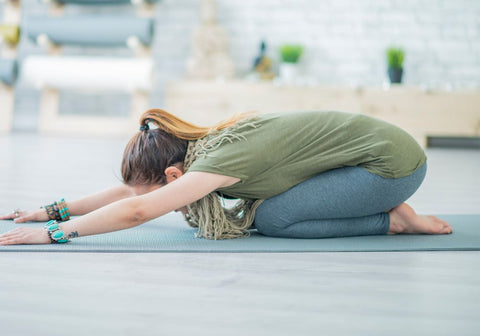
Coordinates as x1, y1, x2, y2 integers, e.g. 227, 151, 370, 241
0, 109, 452, 245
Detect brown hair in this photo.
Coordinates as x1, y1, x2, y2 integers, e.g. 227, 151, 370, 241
121, 108, 254, 186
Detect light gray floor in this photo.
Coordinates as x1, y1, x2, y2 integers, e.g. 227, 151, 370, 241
0, 133, 479, 336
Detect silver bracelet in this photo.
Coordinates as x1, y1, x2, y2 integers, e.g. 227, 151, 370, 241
44, 220, 70, 244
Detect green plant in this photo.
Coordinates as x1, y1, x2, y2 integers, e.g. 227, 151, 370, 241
386, 47, 405, 69
279, 44, 304, 63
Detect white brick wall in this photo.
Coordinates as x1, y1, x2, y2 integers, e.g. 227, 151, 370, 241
217, 0, 480, 87
2, 0, 479, 131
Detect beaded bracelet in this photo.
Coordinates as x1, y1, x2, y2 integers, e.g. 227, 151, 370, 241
42, 198, 70, 221
44, 220, 70, 244
43, 204, 57, 220
56, 198, 70, 221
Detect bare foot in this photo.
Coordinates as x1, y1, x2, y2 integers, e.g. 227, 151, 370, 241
388, 203, 453, 235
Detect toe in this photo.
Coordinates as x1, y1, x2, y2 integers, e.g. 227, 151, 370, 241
442, 224, 452, 234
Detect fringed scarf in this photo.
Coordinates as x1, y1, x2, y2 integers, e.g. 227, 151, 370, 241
182, 119, 264, 240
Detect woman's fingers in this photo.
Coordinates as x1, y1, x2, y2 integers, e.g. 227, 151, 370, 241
0, 236, 27, 245
0, 212, 17, 220
0, 228, 22, 238
12, 210, 39, 223
1, 209, 25, 221
0, 227, 50, 245
0, 231, 24, 245
2, 209, 49, 223
14, 214, 33, 224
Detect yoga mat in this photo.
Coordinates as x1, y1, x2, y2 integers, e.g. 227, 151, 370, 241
0, 24, 20, 46
0, 215, 478, 252
54, 0, 159, 5
25, 16, 154, 47
22, 56, 153, 92
0, 59, 17, 86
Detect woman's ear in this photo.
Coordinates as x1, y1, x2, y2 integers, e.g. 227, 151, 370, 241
164, 165, 184, 184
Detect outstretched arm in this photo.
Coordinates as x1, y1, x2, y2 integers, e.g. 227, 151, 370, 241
0, 172, 236, 245
0, 184, 136, 223
65, 184, 136, 216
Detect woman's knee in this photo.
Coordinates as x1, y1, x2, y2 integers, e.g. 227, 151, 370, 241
254, 202, 290, 236
383, 162, 428, 209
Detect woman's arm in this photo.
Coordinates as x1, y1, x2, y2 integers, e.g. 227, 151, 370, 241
0, 184, 136, 223
67, 184, 136, 216
0, 172, 236, 245
60, 172, 229, 237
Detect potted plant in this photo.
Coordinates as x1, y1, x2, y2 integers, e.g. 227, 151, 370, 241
278, 44, 304, 83
386, 47, 405, 84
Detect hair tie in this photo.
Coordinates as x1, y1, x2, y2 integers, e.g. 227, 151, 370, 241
139, 124, 149, 132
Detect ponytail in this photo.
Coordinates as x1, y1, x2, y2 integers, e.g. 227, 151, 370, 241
139, 108, 256, 140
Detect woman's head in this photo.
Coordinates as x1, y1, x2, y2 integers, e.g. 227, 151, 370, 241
121, 108, 256, 187
121, 127, 188, 186
121, 108, 211, 187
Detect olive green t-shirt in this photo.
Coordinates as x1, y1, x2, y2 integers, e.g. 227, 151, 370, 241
187, 111, 426, 200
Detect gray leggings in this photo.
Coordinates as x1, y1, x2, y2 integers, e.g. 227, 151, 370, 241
254, 163, 427, 238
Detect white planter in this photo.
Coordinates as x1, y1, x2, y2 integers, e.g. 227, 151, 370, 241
279, 63, 299, 84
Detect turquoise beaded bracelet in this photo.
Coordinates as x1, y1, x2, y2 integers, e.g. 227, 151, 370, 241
41, 198, 70, 222
57, 198, 70, 221
45, 220, 70, 244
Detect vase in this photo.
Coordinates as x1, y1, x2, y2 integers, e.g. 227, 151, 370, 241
388, 67, 403, 84
279, 63, 298, 84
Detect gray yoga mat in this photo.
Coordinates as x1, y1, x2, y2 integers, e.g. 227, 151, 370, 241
25, 16, 154, 47
0, 59, 17, 86
0, 214, 478, 252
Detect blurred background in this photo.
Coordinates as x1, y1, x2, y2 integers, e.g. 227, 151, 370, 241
0, 0, 479, 145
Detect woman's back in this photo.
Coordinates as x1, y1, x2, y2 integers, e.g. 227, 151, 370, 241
187, 111, 426, 199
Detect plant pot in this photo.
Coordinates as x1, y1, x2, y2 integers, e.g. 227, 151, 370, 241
388, 67, 403, 84
279, 63, 298, 83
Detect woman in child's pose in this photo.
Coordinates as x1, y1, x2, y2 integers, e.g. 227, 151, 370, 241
0, 109, 451, 245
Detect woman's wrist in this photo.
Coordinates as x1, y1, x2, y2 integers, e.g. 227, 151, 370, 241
41, 198, 71, 222
59, 221, 80, 240
45, 221, 70, 243
37, 208, 50, 221
43, 221, 80, 244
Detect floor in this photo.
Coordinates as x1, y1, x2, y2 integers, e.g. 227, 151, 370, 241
0, 133, 479, 336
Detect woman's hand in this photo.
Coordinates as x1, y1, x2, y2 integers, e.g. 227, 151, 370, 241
0, 208, 49, 223
0, 227, 51, 245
